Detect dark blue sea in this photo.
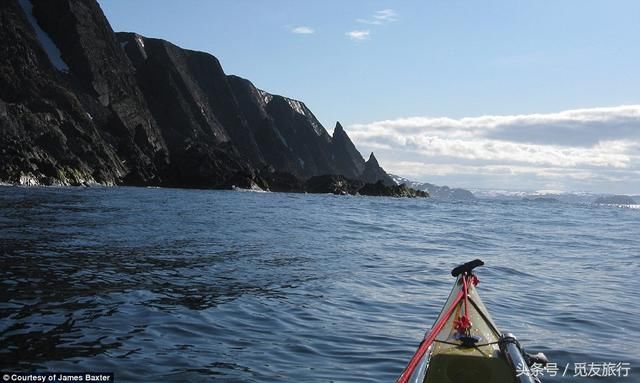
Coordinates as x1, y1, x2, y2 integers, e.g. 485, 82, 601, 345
1, 186, 638, 382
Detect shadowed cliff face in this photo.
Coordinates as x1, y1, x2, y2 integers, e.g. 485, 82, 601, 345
226, 75, 297, 174
0, 0, 168, 186
115, 33, 259, 188
228, 75, 369, 180
261, 94, 334, 177
1, 0, 397, 191
117, 30, 384, 183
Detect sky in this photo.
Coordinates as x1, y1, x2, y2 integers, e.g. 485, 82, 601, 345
99, 1, 640, 194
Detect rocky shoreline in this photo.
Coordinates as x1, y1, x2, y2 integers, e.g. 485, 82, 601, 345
1, 169, 428, 198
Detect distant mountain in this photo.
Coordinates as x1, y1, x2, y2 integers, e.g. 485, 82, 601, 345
0, 0, 397, 193
522, 197, 560, 203
471, 189, 639, 205
389, 174, 475, 200
593, 195, 637, 205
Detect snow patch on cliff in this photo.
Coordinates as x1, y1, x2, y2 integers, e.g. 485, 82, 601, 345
257, 89, 273, 106
284, 98, 325, 136
18, 0, 70, 72
135, 35, 145, 48
286, 98, 306, 116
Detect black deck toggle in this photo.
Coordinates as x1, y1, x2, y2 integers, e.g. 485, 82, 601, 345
451, 259, 485, 277
458, 335, 481, 348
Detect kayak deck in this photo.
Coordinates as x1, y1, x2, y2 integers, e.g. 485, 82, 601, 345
424, 354, 514, 383
400, 261, 524, 383
421, 280, 515, 383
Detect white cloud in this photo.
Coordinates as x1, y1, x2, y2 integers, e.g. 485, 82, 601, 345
351, 134, 633, 168
291, 26, 314, 35
374, 9, 398, 22
383, 161, 602, 181
349, 9, 397, 41
350, 105, 640, 144
357, 9, 398, 25
347, 105, 640, 193
346, 30, 370, 41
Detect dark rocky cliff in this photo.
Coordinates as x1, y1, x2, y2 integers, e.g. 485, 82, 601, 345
115, 32, 258, 188
228, 77, 371, 181
1, 0, 412, 195
116, 31, 394, 186
1, 0, 168, 186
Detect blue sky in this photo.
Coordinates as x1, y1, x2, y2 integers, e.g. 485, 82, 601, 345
99, 1, 640, 193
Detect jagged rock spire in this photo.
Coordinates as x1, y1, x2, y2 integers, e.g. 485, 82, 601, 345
330, 121, 365, 178
362, 152, 394, 186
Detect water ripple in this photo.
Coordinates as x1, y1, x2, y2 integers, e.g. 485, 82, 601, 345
1, 186, 638, 382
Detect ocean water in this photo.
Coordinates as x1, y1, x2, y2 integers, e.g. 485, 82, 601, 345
1, 186, 638, 382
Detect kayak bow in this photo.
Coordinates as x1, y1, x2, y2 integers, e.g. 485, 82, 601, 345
396, 260, 545, 383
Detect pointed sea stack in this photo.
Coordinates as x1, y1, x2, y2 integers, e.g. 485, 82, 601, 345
361, 152, 395, 186
331, 122, 365, 179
